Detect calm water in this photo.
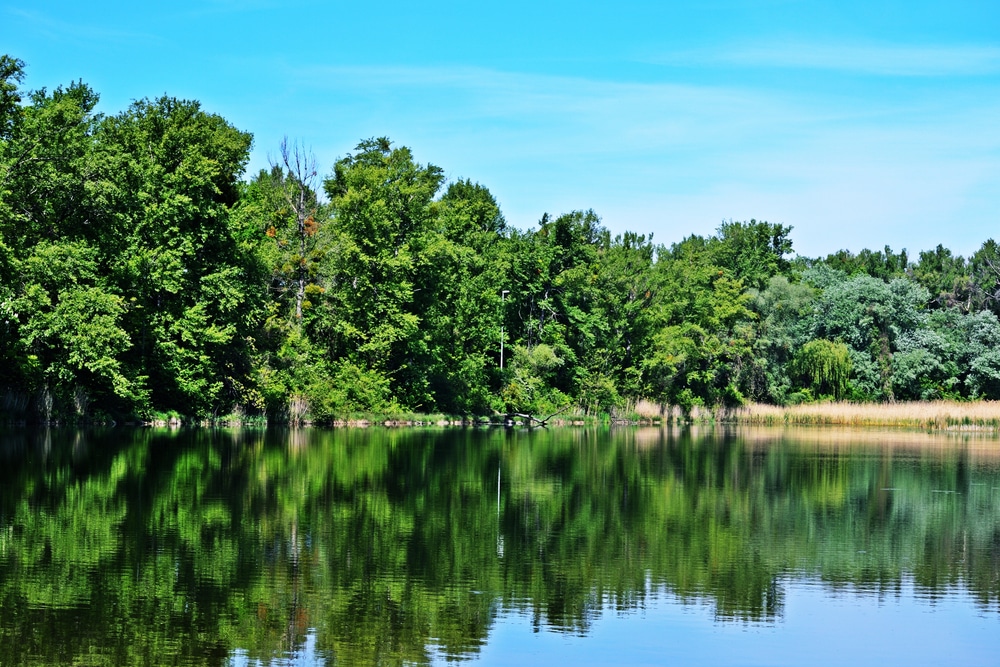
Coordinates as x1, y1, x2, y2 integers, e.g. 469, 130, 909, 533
0, 426, 998, 666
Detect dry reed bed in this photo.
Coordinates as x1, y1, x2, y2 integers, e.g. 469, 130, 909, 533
732, 401, 1000, 430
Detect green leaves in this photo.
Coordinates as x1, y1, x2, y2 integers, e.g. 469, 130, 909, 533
811, 275, 929, 401
316, 139, 445, 410
791, 339, 852, 401
0, 55, 25, 138
6, 241, 132, 414
641, 248, 756, 409
93, 97, 255, 416
711, 219, 794, 290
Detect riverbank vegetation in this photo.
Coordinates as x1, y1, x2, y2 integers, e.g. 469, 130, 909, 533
734, 400, 1000, 430
4, 54, 1000, 425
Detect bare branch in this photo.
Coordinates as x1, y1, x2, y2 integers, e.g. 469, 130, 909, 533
271, 137, 321, 321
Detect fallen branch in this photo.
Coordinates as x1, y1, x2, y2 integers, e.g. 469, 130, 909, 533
511, 406, 572, 427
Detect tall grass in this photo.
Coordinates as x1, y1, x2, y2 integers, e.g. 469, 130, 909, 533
730, 400, 1000, 430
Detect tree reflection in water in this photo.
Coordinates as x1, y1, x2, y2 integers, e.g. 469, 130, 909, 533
0, 426, 998, 665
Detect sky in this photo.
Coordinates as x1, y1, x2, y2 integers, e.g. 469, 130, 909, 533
2, 0, 998, 258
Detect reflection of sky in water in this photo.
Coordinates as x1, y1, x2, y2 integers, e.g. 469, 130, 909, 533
228, 630, 324, 667
470, 578, 999, 667
222, 579, 999, 666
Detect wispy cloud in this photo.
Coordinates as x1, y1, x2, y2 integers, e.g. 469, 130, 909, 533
4, 7, 163, 46
181, 0, 294, 18
239, 61, 1000, 255
291, 64, 804, 155
283, 62, 996, 165
655, 42, 1000, 76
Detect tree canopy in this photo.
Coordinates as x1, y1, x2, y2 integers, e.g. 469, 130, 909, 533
3, 55, 1000, 422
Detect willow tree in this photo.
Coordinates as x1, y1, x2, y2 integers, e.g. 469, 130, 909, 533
791, 339, 852, 401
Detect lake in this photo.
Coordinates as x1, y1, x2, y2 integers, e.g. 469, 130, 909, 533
0, 426, 998, 665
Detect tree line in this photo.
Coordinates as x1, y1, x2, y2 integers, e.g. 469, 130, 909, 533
3, 54, 1000, 422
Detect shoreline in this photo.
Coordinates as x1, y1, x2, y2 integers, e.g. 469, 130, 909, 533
726, 400, 1000, 430
7, 400, 1000, 431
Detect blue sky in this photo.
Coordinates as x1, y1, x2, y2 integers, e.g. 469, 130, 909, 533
3, 0, 998, 257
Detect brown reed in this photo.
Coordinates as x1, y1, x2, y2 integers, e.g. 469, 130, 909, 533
729, 400, 1000, 430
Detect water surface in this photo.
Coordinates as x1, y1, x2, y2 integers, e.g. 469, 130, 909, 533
0, 426, 998, 665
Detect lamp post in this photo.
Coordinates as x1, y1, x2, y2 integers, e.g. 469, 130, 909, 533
498, 289, 510, 554
500, 290, 510, 370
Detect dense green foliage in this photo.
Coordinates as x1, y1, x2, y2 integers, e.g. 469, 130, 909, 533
4, 55, 1000, 422
0, 427, 997, 665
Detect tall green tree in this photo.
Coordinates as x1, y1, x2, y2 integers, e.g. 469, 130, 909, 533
747, 275, 816, 403
909, 244, 971, 311
415, 179, 509, 413
316, 138, 445, 412
499, 210, 653, 414
573, 231, 657, 411
0, 81, 102, 254
643, 242, 756, 410
0, 56, 27, 397
95, 97, 255, 416
9, 241, 133, 418
968, 239, 1000, 316
0, 57, 137, 418
0, 55, 24, 137
709, 219, 794, 290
